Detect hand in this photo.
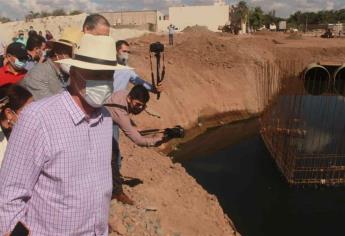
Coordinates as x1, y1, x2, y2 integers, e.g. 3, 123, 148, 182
154, 133, 169, 147
38, 50, 46, 63
39, 54, 45, 63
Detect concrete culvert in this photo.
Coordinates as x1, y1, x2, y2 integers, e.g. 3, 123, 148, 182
303, 63, 330, 95
334, 65, 345, 96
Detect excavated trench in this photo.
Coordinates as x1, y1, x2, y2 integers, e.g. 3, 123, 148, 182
170, 61, 345, 236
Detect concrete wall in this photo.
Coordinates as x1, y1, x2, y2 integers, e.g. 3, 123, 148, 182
158, 5, 229, 32
101, 11, 158, 31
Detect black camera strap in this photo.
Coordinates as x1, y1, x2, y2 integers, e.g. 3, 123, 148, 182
104, 103, 128, 112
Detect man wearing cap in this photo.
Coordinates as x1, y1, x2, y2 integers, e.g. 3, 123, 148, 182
21, 27, 83, 100
0, 34, 128, 235
0, 42, 28, 86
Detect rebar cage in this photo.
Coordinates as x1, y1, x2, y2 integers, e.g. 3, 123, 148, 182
258, 60, 345, 186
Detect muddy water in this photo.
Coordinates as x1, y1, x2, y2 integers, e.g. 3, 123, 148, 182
174, 119, 345, 236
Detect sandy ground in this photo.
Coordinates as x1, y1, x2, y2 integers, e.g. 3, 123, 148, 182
2, 16, 345, 235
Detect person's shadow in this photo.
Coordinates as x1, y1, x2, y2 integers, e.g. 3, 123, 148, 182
122, 176, 143, 187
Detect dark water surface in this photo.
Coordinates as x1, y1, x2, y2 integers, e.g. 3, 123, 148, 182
176, 119, 345, 236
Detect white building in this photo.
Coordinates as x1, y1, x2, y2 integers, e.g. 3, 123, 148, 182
157, 3, 230, 32
100, 10, 163, 31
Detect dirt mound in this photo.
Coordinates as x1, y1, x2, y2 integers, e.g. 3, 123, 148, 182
253, 30, 275, 36
109, 136, 238, 236
182, 25, 211, 33
286, 32, 303, 40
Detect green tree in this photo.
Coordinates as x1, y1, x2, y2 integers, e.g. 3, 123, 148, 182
69, 10, 83, 15
249, 7, 264, 30
287, 8, 345, 27
52, 9, 66, 16
237, 1, 249, 23
40, 11, 52, 18
0, 16, 11, 23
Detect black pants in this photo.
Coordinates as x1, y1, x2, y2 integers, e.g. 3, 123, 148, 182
169, 34, 174, 45
111, 137, 123, 195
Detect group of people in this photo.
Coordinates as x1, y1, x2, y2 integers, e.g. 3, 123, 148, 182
13, 26, 54, 46
0, 14, 169, 236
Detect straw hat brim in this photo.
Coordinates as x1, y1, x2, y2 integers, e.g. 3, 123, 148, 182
56, 58, 132, 71
46, 40, 73, 49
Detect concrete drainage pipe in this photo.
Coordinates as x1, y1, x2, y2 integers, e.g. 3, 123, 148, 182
303, 63, 330, 95
334, 65, 345, 96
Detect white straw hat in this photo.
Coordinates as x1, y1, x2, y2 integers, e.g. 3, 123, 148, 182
56, 33, 131, 70
49, 27, 84, 48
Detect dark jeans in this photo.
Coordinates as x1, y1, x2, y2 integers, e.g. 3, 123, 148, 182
169, 34, 174, 45
111, 123, 123, 194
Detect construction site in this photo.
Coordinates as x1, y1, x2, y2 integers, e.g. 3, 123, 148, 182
1, 1, 345, 235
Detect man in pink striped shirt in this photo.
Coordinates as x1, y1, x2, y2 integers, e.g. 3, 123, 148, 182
0, 34, 130, 236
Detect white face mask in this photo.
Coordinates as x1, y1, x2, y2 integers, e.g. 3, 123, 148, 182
10, 59, 27, 71
84, 80, 113, 108
117, 53, 129, 66
60, 63, 71, 75
75, 70, 114, 108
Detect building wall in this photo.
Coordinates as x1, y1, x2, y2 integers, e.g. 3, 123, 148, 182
158, 5, 229, 32
101, 11, 158, 27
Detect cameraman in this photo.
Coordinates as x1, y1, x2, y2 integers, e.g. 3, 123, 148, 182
112, 40, 163, 200
114, 40, 162, 93
106, 85, 167, 204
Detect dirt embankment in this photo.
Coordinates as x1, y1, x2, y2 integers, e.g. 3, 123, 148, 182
112, 32, 345, 236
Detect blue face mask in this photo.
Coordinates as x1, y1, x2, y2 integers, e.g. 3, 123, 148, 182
11, 59, 27, 71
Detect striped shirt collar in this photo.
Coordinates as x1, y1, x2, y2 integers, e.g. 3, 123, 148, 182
61, 91, 105, 125
61, 91, 86, 125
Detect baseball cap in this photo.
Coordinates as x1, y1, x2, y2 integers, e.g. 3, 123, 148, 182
6, 42, 29, 61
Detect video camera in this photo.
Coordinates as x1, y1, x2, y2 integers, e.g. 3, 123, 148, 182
149, 42, 165, 100
164, 125, 185, 139
150, 42, 164, 54
139, 125, 185, 140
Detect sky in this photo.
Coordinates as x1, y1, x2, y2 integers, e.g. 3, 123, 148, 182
0, 0, 345, 20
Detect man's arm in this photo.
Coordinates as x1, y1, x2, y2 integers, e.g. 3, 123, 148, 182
128, 70, 154, 92
0, 108, 49, 234
107, 106, 163, 147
